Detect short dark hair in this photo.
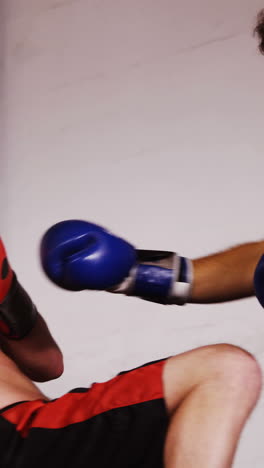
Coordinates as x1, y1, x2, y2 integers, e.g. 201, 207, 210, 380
254, 9, 264, 54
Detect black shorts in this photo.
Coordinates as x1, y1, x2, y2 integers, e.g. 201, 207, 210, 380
0, 359, 169, 467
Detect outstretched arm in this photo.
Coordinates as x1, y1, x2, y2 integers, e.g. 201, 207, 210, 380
40, 220, 264, 307
191, 241, 264, 303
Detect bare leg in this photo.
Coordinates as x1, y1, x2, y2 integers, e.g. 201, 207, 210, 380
162, 344, 262, 468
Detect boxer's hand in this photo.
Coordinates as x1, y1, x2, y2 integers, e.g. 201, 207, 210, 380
254, 254, 264, 307
0, 238, 37, 339
40, 220, 192, 305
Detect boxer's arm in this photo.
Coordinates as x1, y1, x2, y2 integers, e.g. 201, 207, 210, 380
40, 220, 264, 306
190, 241, 264, 303
0, 237, 63, 382
0, 312, 64, 382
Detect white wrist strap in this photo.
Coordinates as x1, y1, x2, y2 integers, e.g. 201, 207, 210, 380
169, 258, 193, 305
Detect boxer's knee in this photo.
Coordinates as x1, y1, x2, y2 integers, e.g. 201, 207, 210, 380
203, 344, 262, 397
195, 344, 262, 418
163, 344, 262, 414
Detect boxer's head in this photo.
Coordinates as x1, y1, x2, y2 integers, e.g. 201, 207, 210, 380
254, 9, 264, 54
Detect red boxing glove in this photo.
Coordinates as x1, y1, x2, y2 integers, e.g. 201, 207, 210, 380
0, 238, 38, 339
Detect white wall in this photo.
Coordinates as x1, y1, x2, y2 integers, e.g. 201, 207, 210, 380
3, 1, 264, 465
1, 3, 7, 225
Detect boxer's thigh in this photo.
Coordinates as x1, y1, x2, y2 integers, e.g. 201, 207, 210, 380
0, 351, 45, 409
162, 343, 261, 415
0, 360, 169, 468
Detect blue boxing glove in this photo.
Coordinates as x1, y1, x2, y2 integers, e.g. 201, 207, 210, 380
40, 220, 193, 305
40, 220, 136, 291
254, 254, 264, 308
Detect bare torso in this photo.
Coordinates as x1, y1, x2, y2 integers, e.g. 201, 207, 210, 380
0, 350, 46, 410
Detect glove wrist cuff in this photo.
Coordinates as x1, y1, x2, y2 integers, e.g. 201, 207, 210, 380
110, 251, 193, 306
169, 257, 193, 305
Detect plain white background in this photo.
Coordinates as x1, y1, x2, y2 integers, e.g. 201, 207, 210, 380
3, 1, 264, 466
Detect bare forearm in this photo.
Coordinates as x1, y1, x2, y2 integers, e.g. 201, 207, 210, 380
0, 313, 64, 382
190, 241, 264, 303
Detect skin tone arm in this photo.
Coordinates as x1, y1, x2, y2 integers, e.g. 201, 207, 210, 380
0, 236, 63, 383
0, 313, 64, 383
191, 241, 264, 303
